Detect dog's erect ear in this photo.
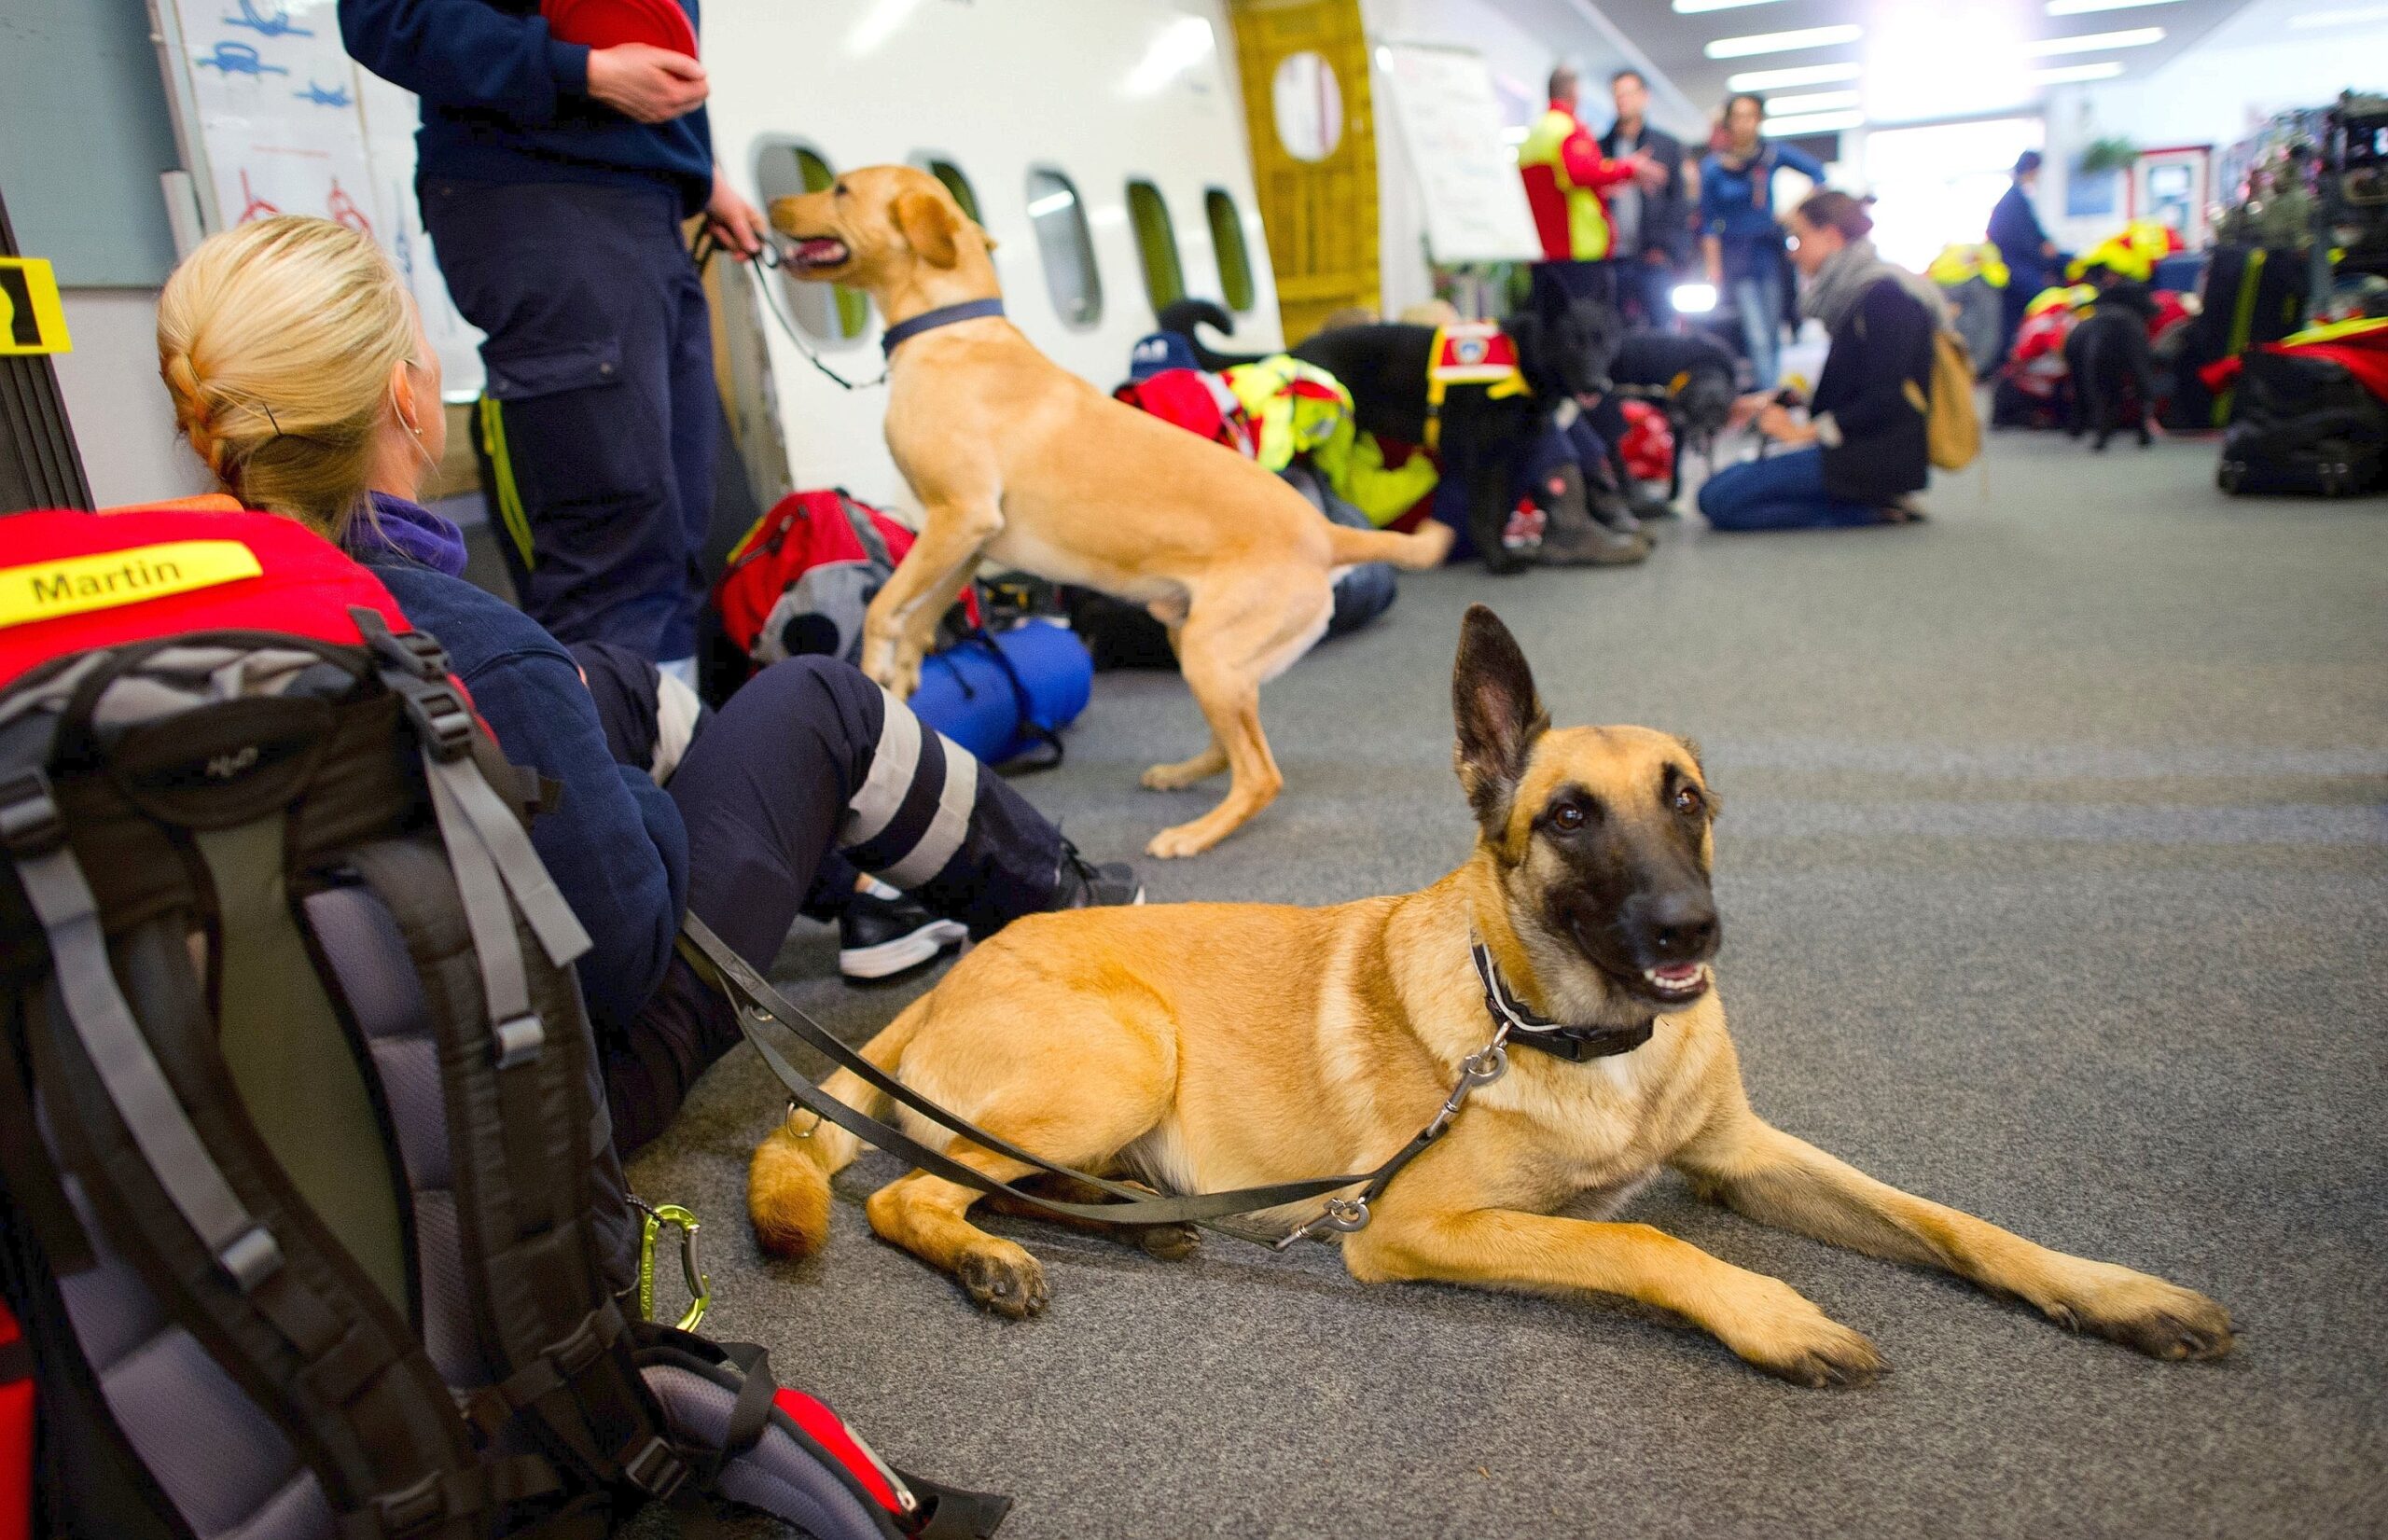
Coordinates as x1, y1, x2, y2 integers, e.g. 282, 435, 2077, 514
1452, 604, 1549, 833
894, 190, 962, 268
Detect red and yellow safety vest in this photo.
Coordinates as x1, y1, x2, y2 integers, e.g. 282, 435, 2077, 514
1515, 104, 1634, 262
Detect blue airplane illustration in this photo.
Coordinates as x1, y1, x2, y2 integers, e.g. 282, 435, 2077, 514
195, 41, 289, 76
223, 1, 313, 38
295, 80, 353, 107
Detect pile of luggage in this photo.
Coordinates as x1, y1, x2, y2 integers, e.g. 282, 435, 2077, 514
2208, 315, 2388, 496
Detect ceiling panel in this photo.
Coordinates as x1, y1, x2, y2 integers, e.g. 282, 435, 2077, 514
1576, 0, 2257, 134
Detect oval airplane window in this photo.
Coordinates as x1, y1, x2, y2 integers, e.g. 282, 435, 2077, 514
1126, 180, 1187, 312
913, 155, 982, 224
1272, 51, 1344, 163
1204, 188, 1256, 313
753, 140, 868, 345
1025, 168, 1103, 329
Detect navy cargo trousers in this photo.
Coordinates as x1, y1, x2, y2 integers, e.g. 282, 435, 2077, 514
424, 176, 715, 662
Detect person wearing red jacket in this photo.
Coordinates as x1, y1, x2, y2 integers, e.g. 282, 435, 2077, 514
1516, 65, 1653, 324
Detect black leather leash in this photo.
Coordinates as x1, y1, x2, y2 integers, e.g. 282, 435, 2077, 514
678, 915, 1645, 1250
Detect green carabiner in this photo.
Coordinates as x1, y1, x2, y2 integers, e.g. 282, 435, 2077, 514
634, 1200, 710, 1331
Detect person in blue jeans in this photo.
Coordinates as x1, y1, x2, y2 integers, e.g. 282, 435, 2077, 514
340, 0, 771, 686
1700, 190, 1937, 532
1699, 94, 1826, 389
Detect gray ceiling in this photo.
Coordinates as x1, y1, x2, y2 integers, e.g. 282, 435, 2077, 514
1577, 0, 2256, 131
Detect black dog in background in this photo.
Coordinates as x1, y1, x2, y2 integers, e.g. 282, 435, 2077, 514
1607, 329, 1741, 498
2064, 279, 2159, 451
1158, 298, 1636, 573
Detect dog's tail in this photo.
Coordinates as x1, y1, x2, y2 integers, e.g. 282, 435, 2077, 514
746, 994, 927, 1257
1155, 298, 1270, 372
1325, 518, 1455, 572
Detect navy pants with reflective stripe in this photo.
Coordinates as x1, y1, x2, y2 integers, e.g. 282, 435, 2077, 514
581, 655, 1066, 1153
424, 177, 715, 661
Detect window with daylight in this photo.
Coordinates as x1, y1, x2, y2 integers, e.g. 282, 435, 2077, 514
1025, 168, 1102, 328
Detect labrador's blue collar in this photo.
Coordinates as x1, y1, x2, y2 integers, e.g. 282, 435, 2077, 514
882, 298, 1007, 356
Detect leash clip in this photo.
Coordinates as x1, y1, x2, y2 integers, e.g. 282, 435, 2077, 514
1274, 1195, 1372, 1250
1425, 1027, 1509, 1140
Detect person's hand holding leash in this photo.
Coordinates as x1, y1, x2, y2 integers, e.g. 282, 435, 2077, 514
587, 43, 708, 123
704, 168, 769, 260
1755, 401, 1816, 445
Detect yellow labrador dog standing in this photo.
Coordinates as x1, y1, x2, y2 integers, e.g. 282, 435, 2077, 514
751, 606, 2234, 1383
770, 166, 1451, 857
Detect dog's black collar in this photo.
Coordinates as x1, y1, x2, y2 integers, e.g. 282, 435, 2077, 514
1470, 941, 1655, 1062
882, 298, 1007, 356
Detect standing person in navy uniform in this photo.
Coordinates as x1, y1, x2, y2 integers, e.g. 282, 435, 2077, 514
339, 0, 770, 686
1988, 150, 2059, 372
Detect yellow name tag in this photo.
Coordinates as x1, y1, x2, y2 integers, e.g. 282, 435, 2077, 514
0, 542, 264, 630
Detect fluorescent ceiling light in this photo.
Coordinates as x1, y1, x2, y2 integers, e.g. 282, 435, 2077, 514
1765, 89, 1860, 114
2026, 26, 2164, 53
2032, 59, 2128, 81
1762, 109, 1863, 136
1673, 0, 1783, 11
1706, 24, 1862, 59
2288, 4, 2388, 26
2048, 0, 2178, 12
1726, 61, 1863, 90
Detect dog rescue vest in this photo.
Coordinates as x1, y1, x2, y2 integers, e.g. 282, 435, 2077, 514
1423, 322, 1532, 451
0, 506, 1007, 1540
1217, 356, 1440, 526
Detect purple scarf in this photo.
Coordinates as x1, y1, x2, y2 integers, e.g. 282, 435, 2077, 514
351, 491, 468, 577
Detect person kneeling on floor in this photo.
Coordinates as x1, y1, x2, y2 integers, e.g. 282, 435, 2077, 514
1699, 190, 1937, 532
157, 215, 1140, 1157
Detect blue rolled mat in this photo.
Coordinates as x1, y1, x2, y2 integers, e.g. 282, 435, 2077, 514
908, 618, 1093, 767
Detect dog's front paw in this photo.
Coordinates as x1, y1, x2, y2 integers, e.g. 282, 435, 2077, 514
2047, 1266, 2233, 1361
1719, 1280, 1885, 1388
957, 1242, 1049, 1319
860, 637, 923, 700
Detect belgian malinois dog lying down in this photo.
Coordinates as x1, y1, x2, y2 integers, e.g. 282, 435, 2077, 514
749, 607, 2233, 1383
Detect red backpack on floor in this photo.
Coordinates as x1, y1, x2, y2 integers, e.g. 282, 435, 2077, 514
0, 506, 1007, 1540
715, 490, 980, 666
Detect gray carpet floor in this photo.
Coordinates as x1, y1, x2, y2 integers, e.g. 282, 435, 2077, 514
628, 433, 2388, 1539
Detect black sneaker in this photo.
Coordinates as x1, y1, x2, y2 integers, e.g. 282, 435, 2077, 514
838, 890, 967, 980
1054, 841, 1145, 909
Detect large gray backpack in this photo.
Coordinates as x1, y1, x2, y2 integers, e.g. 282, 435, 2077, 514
0, 506, 1007, 1540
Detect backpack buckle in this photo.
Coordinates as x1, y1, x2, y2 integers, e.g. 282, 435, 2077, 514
0, 770, 64, 858
493, 1013, 545, 1070
620, 1435, 688, 1501
398, 681, 476, 761
353, 606, 451, 681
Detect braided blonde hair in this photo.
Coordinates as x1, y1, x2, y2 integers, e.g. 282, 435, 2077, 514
157, 215, 417, 541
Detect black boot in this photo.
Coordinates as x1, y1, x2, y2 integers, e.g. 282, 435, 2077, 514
1535, 464, 1651, 567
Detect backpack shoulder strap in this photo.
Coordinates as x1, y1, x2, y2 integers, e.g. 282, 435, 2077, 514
346, 616, 687, 1505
